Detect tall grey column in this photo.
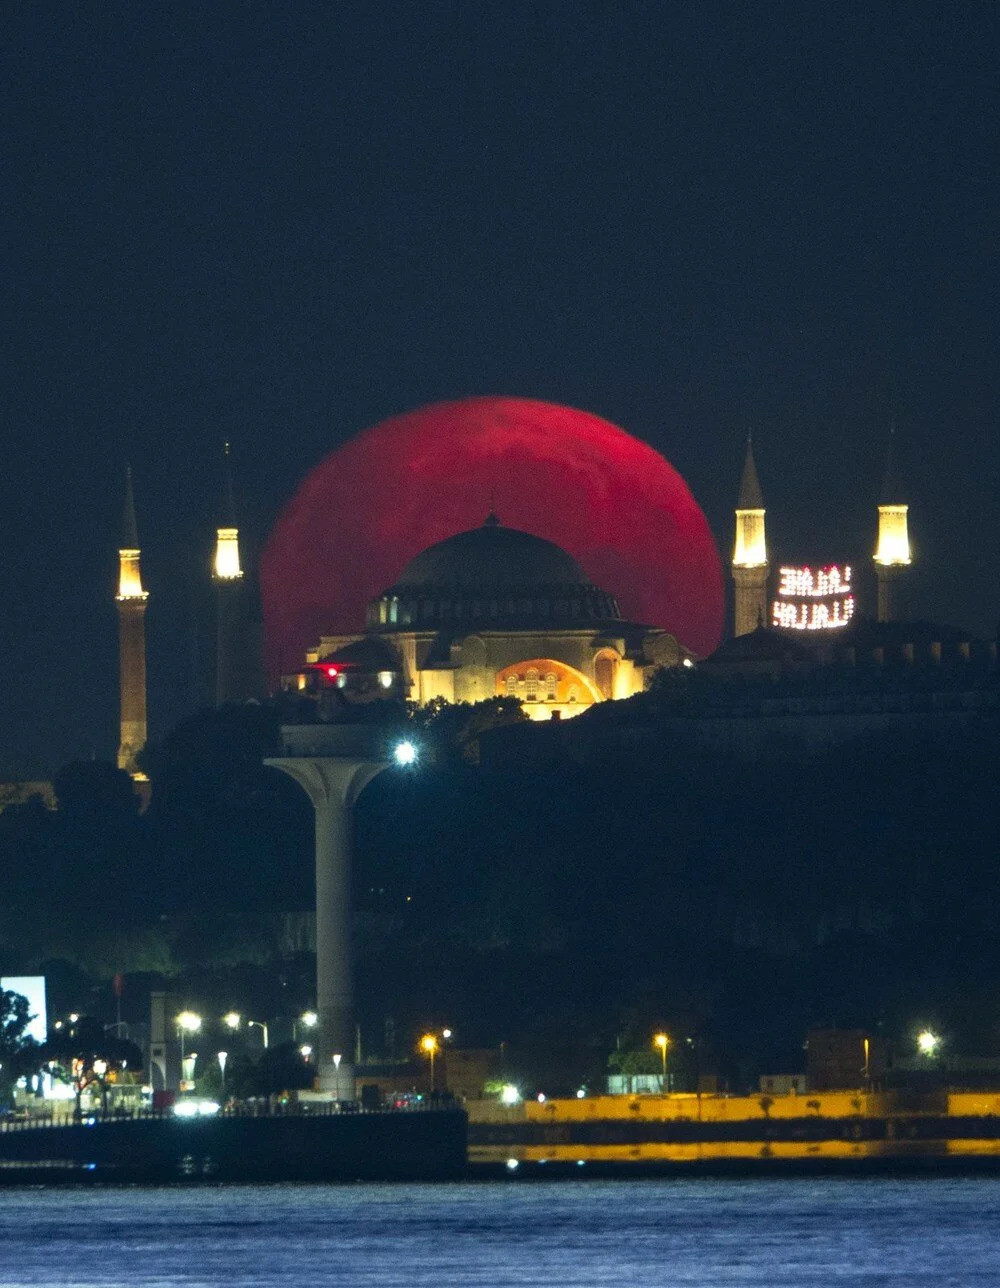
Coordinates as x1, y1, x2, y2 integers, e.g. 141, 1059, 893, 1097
266, 724, 389, 1096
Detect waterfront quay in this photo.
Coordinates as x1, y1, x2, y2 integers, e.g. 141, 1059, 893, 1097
466, 1089, 1000, 1173
0, 1101, 467, 1184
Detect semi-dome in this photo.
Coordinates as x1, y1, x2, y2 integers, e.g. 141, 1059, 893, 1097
366, 515, 623, 631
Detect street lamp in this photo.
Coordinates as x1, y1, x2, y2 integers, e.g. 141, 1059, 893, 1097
917, 1030, 941, 1057
394, 740, 417, 767
223, 1012, 268, 1048
420, 1033, 439, 1093
217, 1051, 228, 1102
332, 1052, 342, 1101
247, 1020, 269, 1049
176, 1011, 202, 1075
653, 1033, 670, 1092
296, 1011, 318, 1041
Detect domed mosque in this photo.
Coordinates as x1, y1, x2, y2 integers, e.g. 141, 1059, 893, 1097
283, 511, 692, 719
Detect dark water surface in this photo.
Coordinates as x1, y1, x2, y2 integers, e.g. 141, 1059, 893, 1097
0, 1177, 996, 1286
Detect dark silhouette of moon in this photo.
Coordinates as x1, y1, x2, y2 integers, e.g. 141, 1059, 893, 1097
261, 397, 723, 674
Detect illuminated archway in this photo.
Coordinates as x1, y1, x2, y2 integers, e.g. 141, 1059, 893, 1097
496, 658, 602, 720
594, 649, 621, 700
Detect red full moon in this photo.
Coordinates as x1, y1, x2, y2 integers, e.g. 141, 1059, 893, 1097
260, 397, 724, 675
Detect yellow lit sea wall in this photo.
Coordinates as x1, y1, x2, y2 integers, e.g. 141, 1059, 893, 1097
521, 1092, 882, 1124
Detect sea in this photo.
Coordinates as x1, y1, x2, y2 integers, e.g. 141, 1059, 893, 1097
0, 1177, 997, 1286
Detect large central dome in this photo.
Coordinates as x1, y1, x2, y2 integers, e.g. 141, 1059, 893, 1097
399, 515, 587, 589
261, 396, 725, 671
366, 515, 623, 630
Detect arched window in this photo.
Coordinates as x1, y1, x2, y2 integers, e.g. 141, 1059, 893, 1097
545, 672, 557, 701
525, 668, 539, 701
595, 653, 617, 700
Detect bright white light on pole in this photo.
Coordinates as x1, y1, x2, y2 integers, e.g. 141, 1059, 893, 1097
393, 740, 417, 767
917, 1030, 941, 1056
500, 1085, 520, 1106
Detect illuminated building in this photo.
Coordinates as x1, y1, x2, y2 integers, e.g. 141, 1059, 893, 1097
282, 512, 692, 718
732, 436, 768, 637
116, 467, 148, 778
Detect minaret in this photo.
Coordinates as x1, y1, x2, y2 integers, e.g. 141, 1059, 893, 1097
732, 435, 769, 636
873, 430, 911, 622
213, 442, 245, 704
116, 466, 149, 777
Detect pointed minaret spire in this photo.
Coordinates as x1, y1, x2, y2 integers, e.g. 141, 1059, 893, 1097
214, 442, 253, 705
213, 442, 243, 581
122, 464, 140, 547
732, 432, 769, 636
737, 432, 765, 510
873, 422, 911, 622
116, 466, 148, 777
117, 465, 146, 601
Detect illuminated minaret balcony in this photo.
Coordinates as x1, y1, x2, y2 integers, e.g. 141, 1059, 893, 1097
732, 437, 769, 636
117, 548, 148, 601
874, 505, 911, 567
116, 467, 148, 778
214, 527, 244, 580
733, 510, 767, 569
873, 433, 911, 623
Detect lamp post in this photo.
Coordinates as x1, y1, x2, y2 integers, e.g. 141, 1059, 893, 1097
223, 1012, 269, 1049
247, 1020, 269, 1049
653, 1032, 670, 1092
917, 1030, 941, 1058
217, 1051, 228, 1102
296, 1011, 318, 1042
92, 1059, 108, 1114
332, 1052, 342, 1101
176, 1011, 201, 1090
420, 1034, 439, 1094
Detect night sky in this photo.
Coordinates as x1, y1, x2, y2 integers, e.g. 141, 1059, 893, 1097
2, 3, 996, 778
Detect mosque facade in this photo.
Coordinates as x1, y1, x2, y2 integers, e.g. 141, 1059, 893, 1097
280, 512, 692, 720
113, 418, 983, 767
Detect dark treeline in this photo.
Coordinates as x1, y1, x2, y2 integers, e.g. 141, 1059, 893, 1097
1, 701, 999, 1092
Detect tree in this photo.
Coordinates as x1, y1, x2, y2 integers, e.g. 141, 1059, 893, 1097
52, 761, 139, 823
41, 1016, 143, 1115
0, 990, 41, 1107
409, 696, 527, 765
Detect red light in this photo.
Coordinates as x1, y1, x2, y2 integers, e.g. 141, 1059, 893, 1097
325, 666, 338, 679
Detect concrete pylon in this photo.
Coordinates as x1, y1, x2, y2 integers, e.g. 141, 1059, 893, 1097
266, 723, 392, 1097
